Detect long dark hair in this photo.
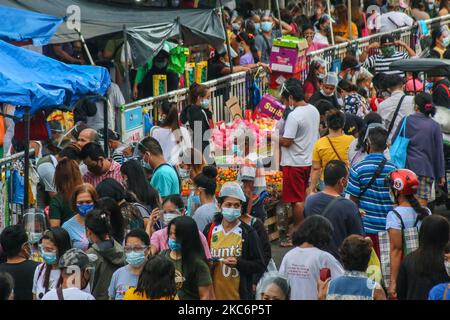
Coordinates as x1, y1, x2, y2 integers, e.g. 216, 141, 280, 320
134, 255, 177, 299
237, 32, 259, 63
305, 60, 322, 92
404, 195, 429, 221
120, 159, 160, 209
160, 100, 183, 144
85, 209, 112, 242
415, 215, 450, 277
96, 197, 126, 244
189, 82, 208, 105
167, 216, 207, 279
415, 92, 436, 117
39, 228, 72, 293
54, 158, 83, 203
431, 27, 446, 49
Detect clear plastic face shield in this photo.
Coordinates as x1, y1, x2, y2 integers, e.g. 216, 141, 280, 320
255, 271, 290, 301
23, 209, 47, 245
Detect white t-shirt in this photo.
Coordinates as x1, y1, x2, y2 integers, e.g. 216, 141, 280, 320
281, 104, 320, 167
150, 126, 192, 166
313, 33, 329, 46
379, 11, 414, 33
32, 263, 61, 300
42, 287, 95, 300
279, 247, 344, 300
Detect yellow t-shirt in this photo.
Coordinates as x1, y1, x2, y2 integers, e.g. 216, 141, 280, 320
123, 288, 178, 300
333, 22, 358, 40
312, 135, 355, 179
210, 223, 243, 300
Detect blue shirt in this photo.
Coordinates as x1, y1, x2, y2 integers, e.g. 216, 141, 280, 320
62, 216, 89, 251
346, 153, 397, 234
428, 283, 450, 300
108, 265, 139, 300
385, 206, 430, 230
150, 164, 180, 197
327, 271, 378, 300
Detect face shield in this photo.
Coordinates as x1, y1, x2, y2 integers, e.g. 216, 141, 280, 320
23, 209, 47, 245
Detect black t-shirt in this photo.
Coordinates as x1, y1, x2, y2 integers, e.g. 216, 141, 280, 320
180, 104, 213, 152
0, 260, 40, 300
207, 61, 226, 81
304, 193, 364, 260
138, 67, 179, 99
309, 91, 341, 109
432, 78, 450, 107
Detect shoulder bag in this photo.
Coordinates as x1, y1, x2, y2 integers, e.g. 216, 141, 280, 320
389, 117, 409, 168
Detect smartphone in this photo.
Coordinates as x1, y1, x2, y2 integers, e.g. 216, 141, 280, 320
209, 257, 223, 263
320, 268, 331, 281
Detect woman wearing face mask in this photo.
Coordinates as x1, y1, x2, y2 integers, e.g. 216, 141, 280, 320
304, 58, 327, 102
180, 148, 207, 217
191, 166, 218, 231
303, 23, 329, 54
396, 215, 450, 299
162, 216, 214, 300
384, 169, 431, 300
204, 182, 266, 300
180, 83, 215, 155
150, 101, 192, 166
62, 183, 98, 251
430, 27, 450, 59
32, 228, 72, 300
428, 243, 450, 300
108, 229, 150, 300
49, 158, 83, 228
236, 32, 260, 65
85, 209, 126, 300
148, 195, 212, 259
207, 49, 251, 81
338, 79, 369, 117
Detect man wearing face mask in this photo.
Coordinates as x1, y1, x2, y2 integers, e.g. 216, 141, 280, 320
133, 46, 179, 100
361, 34, 415, 77
80, 142, 123, 188
309, 72, 341, 109
203, 182, 265, 300
0, 225, 40, 300
255, 13, 292, 64
304, 160, 364, 261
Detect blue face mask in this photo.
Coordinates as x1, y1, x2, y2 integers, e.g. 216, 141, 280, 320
28, 232, 43, 245
443, 37, 450, 48
222, 207, 242, 222
77, 204, 94, 217
41, 250, 58, 265
346, 73, 353, 81
126, 251, 146, 266
168, 238, 182, 252
261, 21, 273, 33
179, 168, 190, 179
191, 194, 201, 205
254, 23, 261, 32
200, 99, 210, 109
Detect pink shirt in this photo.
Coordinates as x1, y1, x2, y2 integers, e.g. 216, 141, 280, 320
151, 227, 212, 259
83, 159, 123, 188
306, 41, 329, 54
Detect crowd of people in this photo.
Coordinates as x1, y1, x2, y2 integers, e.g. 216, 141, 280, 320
0, 0, 450, 302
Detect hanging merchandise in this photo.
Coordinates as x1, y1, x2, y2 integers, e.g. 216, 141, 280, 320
168, 46, 189, 75
14, 111, 50, 141
10, 169, 25, 205
0, 173, 7, 230
143, 109, 153, 136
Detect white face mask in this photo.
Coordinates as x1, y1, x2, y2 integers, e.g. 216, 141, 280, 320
320, 89, 334, 97
445, 260, 450, 278
389, 191, 397, 204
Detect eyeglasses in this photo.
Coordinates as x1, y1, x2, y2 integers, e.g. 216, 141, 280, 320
124, 245, 148, 253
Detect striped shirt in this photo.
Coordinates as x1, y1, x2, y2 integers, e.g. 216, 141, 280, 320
362, 51, 409, 76
346, 153, 397, 234
83, 159, 123, 188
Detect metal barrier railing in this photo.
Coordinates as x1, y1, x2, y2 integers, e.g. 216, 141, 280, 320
302, 14, 450, 81
119, 14, 450, 142
119, 68, 268, 142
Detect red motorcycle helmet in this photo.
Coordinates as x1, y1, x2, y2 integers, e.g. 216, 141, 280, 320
385, 169, 419, 195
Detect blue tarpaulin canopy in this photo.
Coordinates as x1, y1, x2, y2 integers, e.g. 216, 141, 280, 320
0, 40, 111, 118
0, 4, 63, 45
